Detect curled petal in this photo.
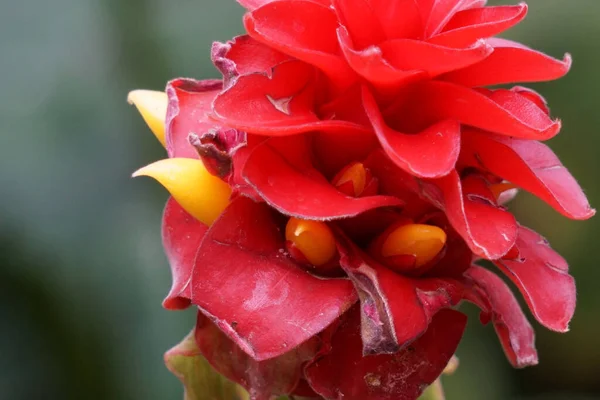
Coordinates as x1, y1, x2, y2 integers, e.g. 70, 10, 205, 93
425, 0, 482, 37
245, 0, 357, 89
461, 128, 595, 220
338, 27, 425, 88
190, 196, 358, 361
397, 81, 561, 140
212, 35, 291, 87
442, 39, 572, 87
161, 198, 207, 310
211, 60, 368, 135
363, 86, 460, 178
465, 266, 538, 368
305, 306, 467, 400
494, 226, 576, 332
430, 3, 527, 47
243, 136, 403, 220
431, 171, 517, 259
195, 312, 319, 399
166, 78, 223, 158
337, 234, 468, 354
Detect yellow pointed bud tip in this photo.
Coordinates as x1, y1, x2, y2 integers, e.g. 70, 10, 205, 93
285, 218, 337, 266
332, 162, 367, 197
132, 158, 231, 226
381, 224, 447, 267
127, 89, 168, 147
443, 355, 459, 375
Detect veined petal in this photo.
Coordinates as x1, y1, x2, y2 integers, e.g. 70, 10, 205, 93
165, 78, 223, 158
442, 39, 572, 87
190, 196, 358, 361
465, 266, 538, 368
429, 3, 527, 47
305, 306, 467, 400
494, 226, 576, 332
461, 128, 595, 220
161, 198, 207, 310
363, 86, 460, 178
242, 136, 403, 220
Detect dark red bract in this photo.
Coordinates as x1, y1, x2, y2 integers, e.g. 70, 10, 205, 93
135, 1, 594, 399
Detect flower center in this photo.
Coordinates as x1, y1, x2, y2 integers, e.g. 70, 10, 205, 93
379, 223, 447, 268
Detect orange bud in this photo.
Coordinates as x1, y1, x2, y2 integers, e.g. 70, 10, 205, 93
285, 218, 337, 266
380, 224, 447, 268
332, 162, 369, 197
128, 90, 168, 147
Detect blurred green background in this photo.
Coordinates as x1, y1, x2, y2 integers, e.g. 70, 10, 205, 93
0, 0, 598, 399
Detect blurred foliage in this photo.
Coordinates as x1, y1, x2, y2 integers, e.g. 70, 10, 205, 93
0, 0, 598, 399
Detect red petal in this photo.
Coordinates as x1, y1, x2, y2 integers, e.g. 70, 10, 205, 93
338, 27, 426, 88
461, 129, 594, 220
442, 39, 572, 87
211, 60, 368, 135
378, 37, 492, 76
363, 86, 461, 178
465, 266, 538, 368
245, 0, 356, 90
425, 0, 481, 37
337, 235, 468, 354
305, 306, 467, 400
190, 196, 357, 360
333, 0, 422, 49
195, 312, 319, 399
165, 78, 223, 158
429, 4, 527, 47
238, 0, 331, 10
494, 226, 576, 332
430, 171, 517, 259
212, 35, 291, 87
161, 198, 207, 310
396, 81, 561, 140
243, 136, 403, 220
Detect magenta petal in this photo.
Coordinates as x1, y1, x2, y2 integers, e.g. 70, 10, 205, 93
363, 86, 460, 178
243, 136, 403, 220
461, 128, 595, 220
442, 41, 572, 87
190, 196, 357, 360
305, 306, 467, 400
337, 234, 468, 354
161, 197, 207, 310
465, 266, 538, 368
494, 226, 576, 332
211, 60, 368, 135
195, 312, 319, 399
165, 78, 223, 158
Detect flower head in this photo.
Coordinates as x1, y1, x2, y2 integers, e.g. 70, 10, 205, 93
130, 1, 593, 399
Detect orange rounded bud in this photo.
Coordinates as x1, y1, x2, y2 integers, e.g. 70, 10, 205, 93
285, 218, 337, 266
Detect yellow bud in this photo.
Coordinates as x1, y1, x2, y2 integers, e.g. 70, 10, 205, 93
332, 162, 367, 197
133, 158, 231, 225
381, 224, 447, 267
285, 218, 337, 266
128, 90, 168, 147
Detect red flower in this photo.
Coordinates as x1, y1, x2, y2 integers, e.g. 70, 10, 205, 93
129, 1, 594, 399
